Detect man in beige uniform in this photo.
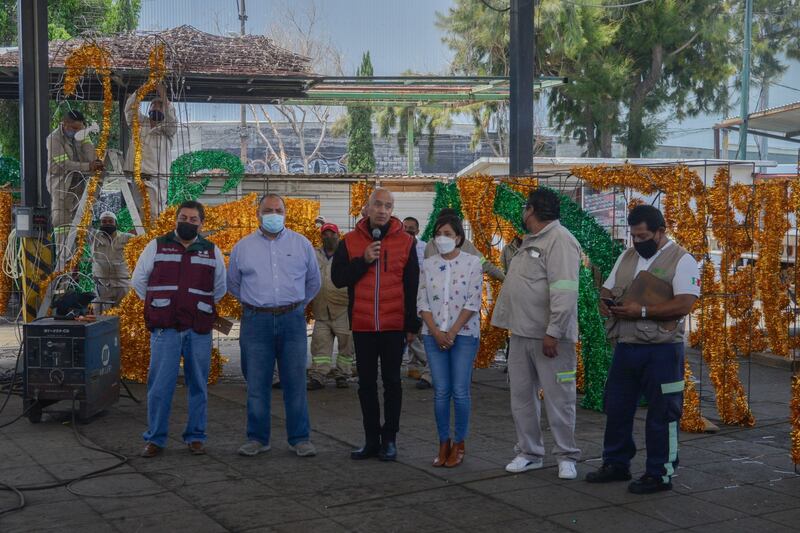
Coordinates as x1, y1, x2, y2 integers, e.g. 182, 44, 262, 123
124, 84, 177, 222
90, 211, 133, 313
46, 110, 104, 256
307, 223, 353, 390
492, 188, 581, 480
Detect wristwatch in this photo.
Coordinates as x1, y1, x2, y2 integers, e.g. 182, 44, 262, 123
641, 306, 647, 319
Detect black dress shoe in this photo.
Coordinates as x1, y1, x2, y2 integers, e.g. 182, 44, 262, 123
350, 443, 381, 460
379, 441, 397, 462
584, 463, 632, 483
628, 474, 672, 494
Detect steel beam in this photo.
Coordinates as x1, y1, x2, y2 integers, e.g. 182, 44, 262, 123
509, 0, 534, 175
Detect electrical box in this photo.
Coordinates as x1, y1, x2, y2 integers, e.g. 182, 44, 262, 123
14, 206, 50, 237
23, 317, 120, 422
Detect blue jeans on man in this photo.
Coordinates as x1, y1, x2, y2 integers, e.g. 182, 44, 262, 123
240, 306, 310, 445
422, 334, 479, 443
143, 328, 212, 447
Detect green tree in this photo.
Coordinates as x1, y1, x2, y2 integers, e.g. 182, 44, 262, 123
0, 0, 141, 158
346, 52, 376, 173
438, 0, 800, 158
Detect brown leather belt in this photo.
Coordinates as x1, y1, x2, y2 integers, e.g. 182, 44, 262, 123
243, 302, 302, 315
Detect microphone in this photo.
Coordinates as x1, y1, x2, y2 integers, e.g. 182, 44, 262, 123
372, 228, 382, 241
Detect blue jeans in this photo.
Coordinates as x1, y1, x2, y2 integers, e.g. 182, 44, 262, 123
143, 328, 212, 447
423, 334, 479, 443
240, 307, 310, 446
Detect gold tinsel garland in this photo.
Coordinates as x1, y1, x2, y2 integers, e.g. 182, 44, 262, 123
130, 45, 167, 230
457, 176, 508, 368
791, 375, 800, 463
680, 360, 705, 432
573, 164, 760, 429
40, 44, 113, 295
0, 192, 12, 314
575, 341, 585, 394
349, 181, 374, 218
116, 194, 320, 383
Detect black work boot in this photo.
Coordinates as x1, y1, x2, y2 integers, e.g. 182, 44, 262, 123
584, 463, 632, 483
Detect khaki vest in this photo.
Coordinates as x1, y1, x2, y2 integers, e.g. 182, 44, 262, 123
606, 242, 689, 344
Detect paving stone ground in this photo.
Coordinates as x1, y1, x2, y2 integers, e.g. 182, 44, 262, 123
1, 329, 799, 532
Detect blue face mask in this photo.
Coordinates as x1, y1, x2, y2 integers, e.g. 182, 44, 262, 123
63, 127, 77, 140
261, 213, 285, 234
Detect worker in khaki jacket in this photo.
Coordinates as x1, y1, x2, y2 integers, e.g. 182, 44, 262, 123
46, 110, 104, 256
90, 211, 134, 313
491, 188, 582, 481
307, 223, 354, 390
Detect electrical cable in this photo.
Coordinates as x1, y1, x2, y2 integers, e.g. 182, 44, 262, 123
562, 0, 655, 8
479, 0, 510, 13
0, 344, 22, 416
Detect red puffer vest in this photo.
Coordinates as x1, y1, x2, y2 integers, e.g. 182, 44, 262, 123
144, 233, 218, 334
344, 217, 413, 332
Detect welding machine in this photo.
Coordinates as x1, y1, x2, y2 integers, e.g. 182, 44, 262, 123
23, 317, 120, 422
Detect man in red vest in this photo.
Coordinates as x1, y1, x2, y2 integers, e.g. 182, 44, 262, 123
332, 187, 420, 461
132, 200, 227, 458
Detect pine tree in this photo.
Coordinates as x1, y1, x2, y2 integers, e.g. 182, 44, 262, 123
346, 52, 376, 173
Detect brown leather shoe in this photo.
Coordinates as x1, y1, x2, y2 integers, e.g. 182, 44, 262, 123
433, 439, 451, 467
445, 441, 465, 467
140, 442, 162, 458
187, 441, 206, 455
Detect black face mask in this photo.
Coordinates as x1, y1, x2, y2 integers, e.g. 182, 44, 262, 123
149, 110, 165, 122
176, 222, 199, 241
322, 236, 339, 250
634, 238, 659, 259
100, 225, 116, 235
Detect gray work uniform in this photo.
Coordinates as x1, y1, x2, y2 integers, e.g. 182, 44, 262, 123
492, 220, 582, 463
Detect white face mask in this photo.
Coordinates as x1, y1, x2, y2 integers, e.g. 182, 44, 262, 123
435, 236, 457, 255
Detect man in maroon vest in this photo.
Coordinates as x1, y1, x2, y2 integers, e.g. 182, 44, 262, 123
132, 200, 227, 458
332, 187, 420, 461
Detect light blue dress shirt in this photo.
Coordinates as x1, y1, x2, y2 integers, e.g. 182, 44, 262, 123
227, 228, 321, 308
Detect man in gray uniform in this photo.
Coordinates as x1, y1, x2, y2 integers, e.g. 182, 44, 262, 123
492, 188, 582, 480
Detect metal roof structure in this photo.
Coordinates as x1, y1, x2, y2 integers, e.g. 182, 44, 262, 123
291, 76, 568, 108
714, 101, 800, 145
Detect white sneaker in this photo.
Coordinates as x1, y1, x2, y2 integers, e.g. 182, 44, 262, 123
505, 455, 544, 473
238, 440, 271, 456
558, 461, 577, 480
289, 441, 317, 457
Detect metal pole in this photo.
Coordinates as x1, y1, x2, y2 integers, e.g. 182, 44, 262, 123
509, 0, 534, 175
737, 0, 753, 160
407, 107, 414, 175
18, 0, 49, 208
239, 0, 248, 168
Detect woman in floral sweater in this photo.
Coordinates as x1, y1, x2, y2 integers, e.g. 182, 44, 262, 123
417, 214, 483, 468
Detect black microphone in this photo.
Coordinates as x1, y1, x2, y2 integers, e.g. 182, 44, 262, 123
372, 228, 382, 241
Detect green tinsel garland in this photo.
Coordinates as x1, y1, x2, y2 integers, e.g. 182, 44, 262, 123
167, 150, 245, 205
421, 181, 463, 242
492, 183, 619, 411
0, 156, 21, 200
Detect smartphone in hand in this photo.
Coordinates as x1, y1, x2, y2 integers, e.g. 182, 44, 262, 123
601, 297, 617, 308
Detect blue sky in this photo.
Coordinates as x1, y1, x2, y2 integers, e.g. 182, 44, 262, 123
140, 0, 800, 153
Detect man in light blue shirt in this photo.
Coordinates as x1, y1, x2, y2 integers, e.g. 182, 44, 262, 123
228, 193, 321, 458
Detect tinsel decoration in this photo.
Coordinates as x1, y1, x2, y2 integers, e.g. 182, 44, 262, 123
421, 181, 463, 242
0, 191, 12, 314
575, 341, 585, 394
130, 45, 167, 230
116, 194, 320, 383
680, 360, 705, 433
40, 43, 113, 295
791, 375, 800, 464
349, 181, 374, 218
457, 176, 506, 368
0, 157, 20, 200
167, 150, 245, 205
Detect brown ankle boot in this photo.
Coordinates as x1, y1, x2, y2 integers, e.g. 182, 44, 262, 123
433, 439, 451, 467
445, 441, 465, 467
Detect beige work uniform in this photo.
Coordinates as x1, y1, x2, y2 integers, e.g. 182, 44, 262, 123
492, 220, 582, 463
308, 247, 353, 382
90, 229, 133, 313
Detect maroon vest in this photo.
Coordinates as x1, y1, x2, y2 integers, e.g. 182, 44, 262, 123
144, 233, 218, 334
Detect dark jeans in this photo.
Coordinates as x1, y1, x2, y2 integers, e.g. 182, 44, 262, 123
352, 331, 405, 444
